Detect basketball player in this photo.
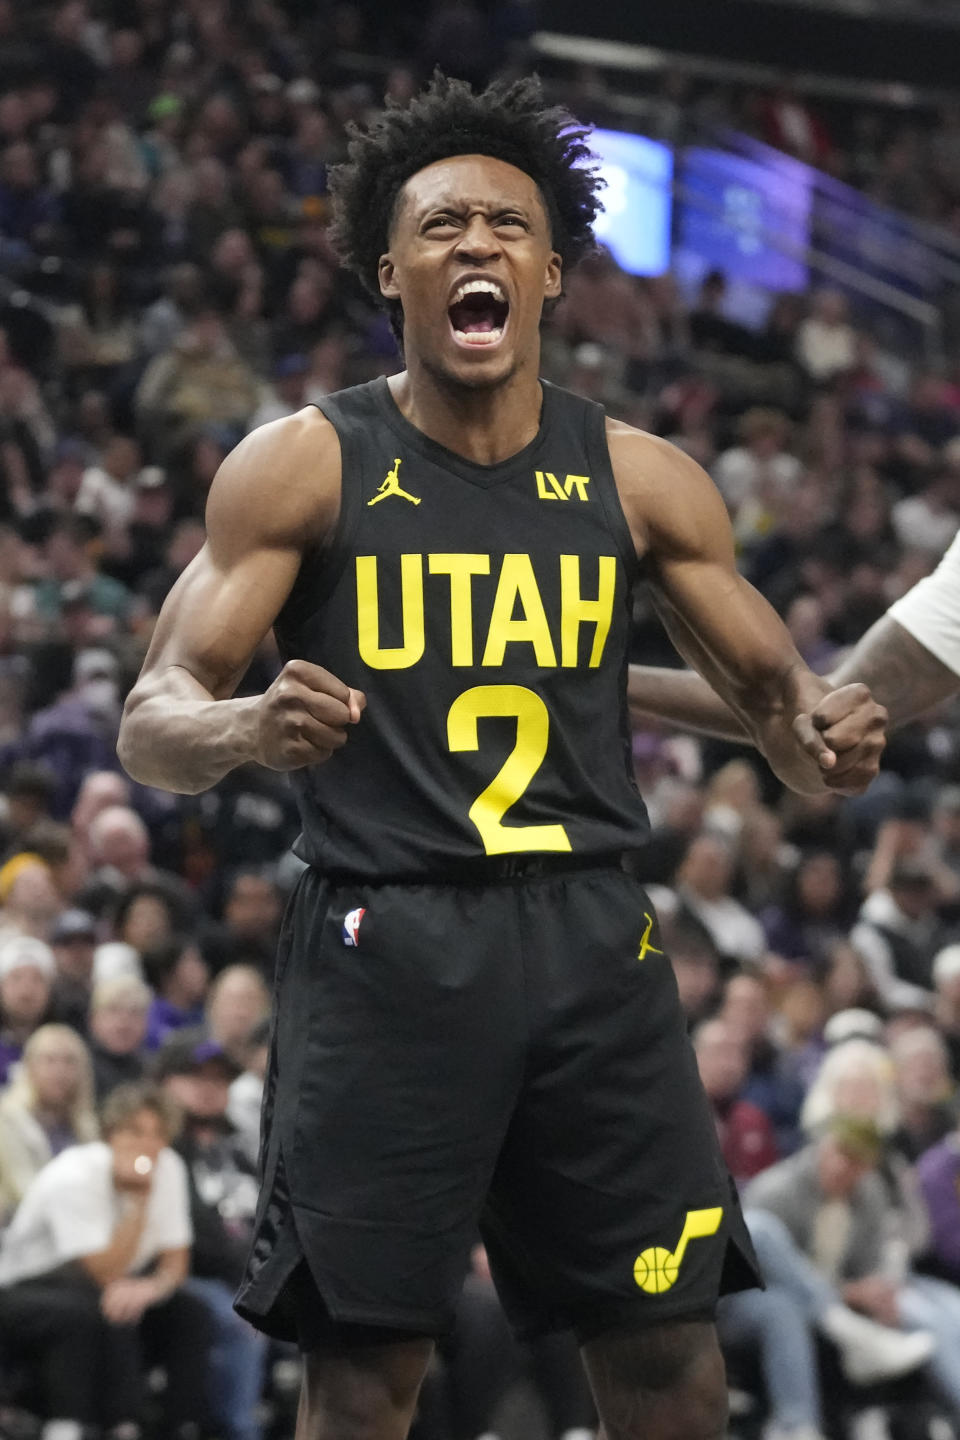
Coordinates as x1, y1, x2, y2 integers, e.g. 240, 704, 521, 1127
118, 76, 888, 1440
628, 528, 960, 739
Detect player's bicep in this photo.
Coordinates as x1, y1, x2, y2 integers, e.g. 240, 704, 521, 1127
142, 539, 302, 699
138, 409, 337, 699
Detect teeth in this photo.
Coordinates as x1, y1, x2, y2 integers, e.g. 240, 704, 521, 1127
450, 279, 506, 305
453, 328, 504, 346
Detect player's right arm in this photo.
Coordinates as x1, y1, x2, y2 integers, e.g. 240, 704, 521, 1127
118, 409, 364, 795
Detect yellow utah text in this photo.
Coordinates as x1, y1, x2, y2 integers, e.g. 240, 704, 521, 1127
355, 552, 617, 671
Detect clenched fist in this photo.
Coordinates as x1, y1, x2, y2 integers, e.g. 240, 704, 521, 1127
793, 683, 887, 796
255, 659, 366, 771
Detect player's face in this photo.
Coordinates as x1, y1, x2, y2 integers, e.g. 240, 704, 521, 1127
379, 154, 562, 389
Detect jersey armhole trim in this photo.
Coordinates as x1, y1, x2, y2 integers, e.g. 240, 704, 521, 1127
585, 401, 641, 584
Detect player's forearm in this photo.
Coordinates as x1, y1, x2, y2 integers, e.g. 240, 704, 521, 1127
830, 615, 957, 728
651, 593, 833, 792
627, 666, 750, 742
118, 665, 261, 794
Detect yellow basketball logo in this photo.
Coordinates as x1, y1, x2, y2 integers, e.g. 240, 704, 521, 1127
633, 1206, 723, 1295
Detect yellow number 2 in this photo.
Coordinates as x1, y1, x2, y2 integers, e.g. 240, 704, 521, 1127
446, 685, 571, 855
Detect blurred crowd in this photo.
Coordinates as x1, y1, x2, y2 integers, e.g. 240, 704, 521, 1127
2, 4, 960, 1440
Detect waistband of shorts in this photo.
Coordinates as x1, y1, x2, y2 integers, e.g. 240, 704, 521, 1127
316, 850, 642, 887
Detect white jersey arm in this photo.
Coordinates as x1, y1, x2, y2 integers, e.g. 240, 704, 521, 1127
888, 528, 960, 677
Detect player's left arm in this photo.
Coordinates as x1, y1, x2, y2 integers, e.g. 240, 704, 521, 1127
608, 423, 887, 795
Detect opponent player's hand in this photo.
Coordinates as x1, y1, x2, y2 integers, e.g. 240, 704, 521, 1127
792, 683, 887, 795
255, 660, 366, 771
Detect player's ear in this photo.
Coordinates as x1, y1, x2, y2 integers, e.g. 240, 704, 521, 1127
379, 254, 400, 301
544, 251, 562, 300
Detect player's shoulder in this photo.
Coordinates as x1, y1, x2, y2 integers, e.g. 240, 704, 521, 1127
206, 405, 341, 549
605, 416, 707, 484
604, 416, 718, 516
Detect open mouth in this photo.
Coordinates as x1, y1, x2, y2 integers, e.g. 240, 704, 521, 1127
447, 280, 509, 348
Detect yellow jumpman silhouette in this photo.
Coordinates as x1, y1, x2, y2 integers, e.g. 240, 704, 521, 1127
368, 458, 421, 507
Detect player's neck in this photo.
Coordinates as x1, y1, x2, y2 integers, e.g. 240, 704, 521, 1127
388, 363, 543, 467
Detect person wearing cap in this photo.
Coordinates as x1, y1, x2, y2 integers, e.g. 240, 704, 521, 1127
0, 852, 62, 944
155, 1028, 266, 1440
0, 1080, 210, 1440
0, 1022, 98, 1222
88, 974, 150, 1100
749, 1104, 960, 1426
0, 933, 54, 1083
743, 1121, 936, 1421
48, 907, 97, 1031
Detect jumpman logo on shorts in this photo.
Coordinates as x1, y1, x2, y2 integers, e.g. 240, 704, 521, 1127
368, 458, 421, 507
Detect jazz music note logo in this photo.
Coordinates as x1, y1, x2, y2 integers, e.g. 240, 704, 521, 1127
633, 1207, 724, 1294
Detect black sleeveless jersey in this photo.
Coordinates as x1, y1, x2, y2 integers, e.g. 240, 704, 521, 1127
274, 376, 650, 878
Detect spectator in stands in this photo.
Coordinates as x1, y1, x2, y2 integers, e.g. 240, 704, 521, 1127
205, 964, 270, 1067
932, 943, 960, 1079
666, 919, 720, 1029
795, 289, 857, 385
743, 1120, 935, 1398
916, 1114, 960, 1289
0, 1080, 210, 1440
33, 516, 132, 629
142, 934, 209, 1050
154, 1029, 265, 1440
48, 906, 96, 1030
694, 1015, 779, 1183
88, 804, 151, 889
0, 139, 60, 251
0, 1021, 98, 1222
761, 851, 855, 972
73, 433, 145, 531
851, 859, 946, 1013
688, 268, 757, 360
70, 768, 130, 854
0, 763, 56, 850
712, 407, 803, 525
890, 1025, 957, 1161
675, 832, 767, 970
749, 1110, 960, 1422
721, 973, 807, 1153
0, 853, 61, 941
15, 649, 124, 817
88, 973, 150, 1099
0, 934, 54, 1083
202, 867, 283, 975
113, 880, 181, 953
135, 305, 263, 453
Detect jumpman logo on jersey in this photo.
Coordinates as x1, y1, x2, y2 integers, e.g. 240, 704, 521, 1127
637, 912, 663, 963
368, 458, 421, 507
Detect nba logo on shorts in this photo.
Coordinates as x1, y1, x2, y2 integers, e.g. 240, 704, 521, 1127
342, 907, 366, 946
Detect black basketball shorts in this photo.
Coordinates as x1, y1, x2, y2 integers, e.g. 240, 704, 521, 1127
234, 862, 760, 1347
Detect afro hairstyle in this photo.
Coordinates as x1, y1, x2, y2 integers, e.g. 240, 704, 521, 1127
328, 71, 604, 343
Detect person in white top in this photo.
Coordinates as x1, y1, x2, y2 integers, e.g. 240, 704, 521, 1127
627, 526, 960, 740
0, 1081, 209, 1440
